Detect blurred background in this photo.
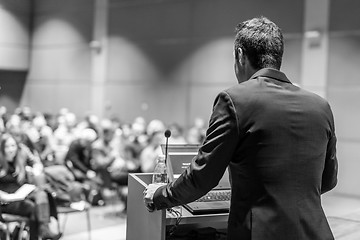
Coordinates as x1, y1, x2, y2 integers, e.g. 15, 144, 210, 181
0, 0, 359, 239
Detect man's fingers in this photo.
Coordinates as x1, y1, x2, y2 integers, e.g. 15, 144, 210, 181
143, 190, 153, 204
143, 183, 166, 211
145, 203, 155, 212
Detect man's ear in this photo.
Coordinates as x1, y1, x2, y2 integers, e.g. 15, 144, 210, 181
237, 48, 244, 65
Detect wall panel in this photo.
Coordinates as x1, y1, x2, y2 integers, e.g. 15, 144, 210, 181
107, 0, 304, 126
18, 0, 304, 126
0, 0, 30, 70
21, 83, 91, 115
189, 84, 229, 126
0, 70, 27, 112
327, 35, 360, 87
20, 84, 57, 112
328, 88, 360, 141
104, 83, 188, 126
23, 0, 94, 116
189, 38, 235, 85
191, 0, 303, 38
28, 47, 91, 82
329, 0, 360, 32
282, 37, 302, 85
109, 1, 192, 41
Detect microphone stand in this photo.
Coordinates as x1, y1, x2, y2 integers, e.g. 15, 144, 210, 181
165, 136, 169, 165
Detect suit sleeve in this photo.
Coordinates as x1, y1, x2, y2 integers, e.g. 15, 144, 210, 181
152, 91, 239, 210
321, 106, 338, 194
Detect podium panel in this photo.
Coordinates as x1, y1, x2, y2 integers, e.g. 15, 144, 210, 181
126, 173, 228, 240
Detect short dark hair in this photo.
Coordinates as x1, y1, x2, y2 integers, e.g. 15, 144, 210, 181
234, 16, 284, 70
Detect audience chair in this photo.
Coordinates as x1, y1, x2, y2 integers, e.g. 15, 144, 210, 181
56, 200, 92, 240
0, 205, 30, 240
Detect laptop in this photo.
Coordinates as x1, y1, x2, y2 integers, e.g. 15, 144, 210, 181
163, 144, 231, 215
161, 143, 200, 154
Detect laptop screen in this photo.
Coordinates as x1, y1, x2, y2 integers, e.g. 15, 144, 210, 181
168, 152, 197, 179
166, 149, 230, 190
161, 144, 200, 154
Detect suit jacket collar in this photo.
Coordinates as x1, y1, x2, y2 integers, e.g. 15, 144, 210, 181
249, 68, 291, 84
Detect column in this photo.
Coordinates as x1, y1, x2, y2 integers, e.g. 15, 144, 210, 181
91, 0, 108, 117
300, 0, 330, 98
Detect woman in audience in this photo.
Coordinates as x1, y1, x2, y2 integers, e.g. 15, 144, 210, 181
0, 133, 61, 240
140, 130, 165, 173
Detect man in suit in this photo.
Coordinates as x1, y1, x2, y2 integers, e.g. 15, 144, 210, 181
144, 16, 338, 240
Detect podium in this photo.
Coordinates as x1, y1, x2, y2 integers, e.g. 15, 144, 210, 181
126, 173, 228, 240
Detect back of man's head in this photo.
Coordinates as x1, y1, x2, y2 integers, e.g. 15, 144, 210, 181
234, 16, 284, 70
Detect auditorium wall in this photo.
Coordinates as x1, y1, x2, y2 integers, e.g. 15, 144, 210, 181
106, 0, 303, 127
23, 0, 304, 125
0, 0, 30, 111
22, 0, 94, 115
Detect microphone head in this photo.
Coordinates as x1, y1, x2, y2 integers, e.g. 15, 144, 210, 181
164, 129, 171, 138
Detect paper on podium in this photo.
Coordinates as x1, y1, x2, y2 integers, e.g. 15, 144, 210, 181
1, 184, 36, 202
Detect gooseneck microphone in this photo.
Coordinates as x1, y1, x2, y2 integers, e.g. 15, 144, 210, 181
164, 129, 171, 164
165, 129, 172, 138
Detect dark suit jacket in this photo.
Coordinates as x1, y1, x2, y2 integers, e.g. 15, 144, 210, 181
153, 68, 338, 240
65, 139, 93, 173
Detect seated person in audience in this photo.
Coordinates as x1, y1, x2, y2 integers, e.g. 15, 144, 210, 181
139, 118, 166, 173
129, 117, 148, 148
122, 142, 142, 174
32, 114, 58, 167
140, 130, 165, 173
64, 128, 103, 205
91, 119, 121, 187
6, 119, 47, 187
64, 128, 98, 182
53, 110, 77, 149
0, 106, 8, 133
0, 133, 61, 240
0, 116, 4, 134
81, 113, 100, 134
167, 122, 187, 144
186, 117, 207, 144
43, 164, 85, 206
92, 119, 139, 190
120, 122, 146, 168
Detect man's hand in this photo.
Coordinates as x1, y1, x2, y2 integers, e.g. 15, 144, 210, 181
143, 183, 166, 212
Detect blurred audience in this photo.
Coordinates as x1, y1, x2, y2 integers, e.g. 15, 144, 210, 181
0, 105, 207, 213
167, 122, 187, 144
186, 117, 206, 144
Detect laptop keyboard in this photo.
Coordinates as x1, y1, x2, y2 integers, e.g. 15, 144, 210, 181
195, 190, 231, 202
